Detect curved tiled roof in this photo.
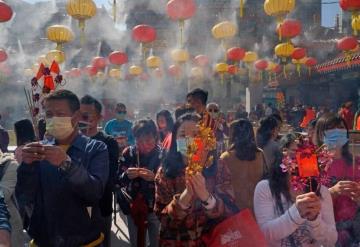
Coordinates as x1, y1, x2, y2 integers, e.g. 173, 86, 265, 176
316, 52, 360, 74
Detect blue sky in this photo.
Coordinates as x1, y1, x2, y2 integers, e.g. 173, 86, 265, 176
22, 0, 341, 28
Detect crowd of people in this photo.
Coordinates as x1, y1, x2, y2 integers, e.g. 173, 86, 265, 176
0, 87, 358, 247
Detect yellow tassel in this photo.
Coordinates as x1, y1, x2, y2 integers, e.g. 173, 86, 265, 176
297, 64, 301, 77
179, 20, 184, 48
240, 0, 244, 18
79, 20, 85, 45
283, 66, 287, 79
345, 52, 351, 67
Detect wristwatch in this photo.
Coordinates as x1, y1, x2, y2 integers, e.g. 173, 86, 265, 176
59, 156, 72, 172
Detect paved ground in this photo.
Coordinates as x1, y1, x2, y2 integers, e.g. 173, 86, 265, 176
111, 210, 131, 247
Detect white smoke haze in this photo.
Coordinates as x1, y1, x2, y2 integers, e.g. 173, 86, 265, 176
0, 0, 344, 125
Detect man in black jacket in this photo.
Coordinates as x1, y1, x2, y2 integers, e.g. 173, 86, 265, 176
119, 119, 161, 247
80, 95, 119, 247
16, 90, 109, 247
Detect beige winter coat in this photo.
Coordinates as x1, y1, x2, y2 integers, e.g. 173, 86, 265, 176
0, 152, 25, 247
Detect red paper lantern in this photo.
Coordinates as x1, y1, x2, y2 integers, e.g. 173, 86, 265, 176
273, 64, 282, 73
69, 68, 81, 77
194, 55, 209, 67
0, 1, 13, 22
108, 51, 128, 65
305, 57, 317, 67
0, 63, 11, 76
132, 25, 157, 43
337, 36, 358, 51
340, 0, 360, 11
291, 48, 306, 60
168, 64, 181, 77
227, 65, 238, 75
0, 49, 7, 63
154, 68, 163, 78
84, 65, 98, 77
254, 59, 268, 71
140, 73, 149, 81
92, 57, 107, 70
227, 47, 245, 62
277, 19, 302, 39
166, 0, 196, 21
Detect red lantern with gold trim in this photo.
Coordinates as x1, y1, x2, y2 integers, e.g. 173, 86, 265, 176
109, 51, 128, 66
227, 47, 245, 62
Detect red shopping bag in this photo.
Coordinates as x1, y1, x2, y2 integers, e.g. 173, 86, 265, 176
203, 209, 267, 247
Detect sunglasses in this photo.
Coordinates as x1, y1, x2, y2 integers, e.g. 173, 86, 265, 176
208, 109, 219, 113
118, 111, 127, 114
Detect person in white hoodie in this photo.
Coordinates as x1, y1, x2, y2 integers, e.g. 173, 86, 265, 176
254, 152, 338, 247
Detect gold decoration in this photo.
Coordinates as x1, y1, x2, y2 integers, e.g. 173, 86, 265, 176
185, 113, 217, 175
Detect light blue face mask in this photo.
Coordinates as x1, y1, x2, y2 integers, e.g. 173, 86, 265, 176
176, 138, 193, 156
324, 128, 348, 149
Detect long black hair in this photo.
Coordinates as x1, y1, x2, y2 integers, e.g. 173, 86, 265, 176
162, 113, 217, 178
156, 110, 174, 141
256, 116, 279, 149
229, 119, 259, 161
315, 113, 352, 165
268, 151, 292, 213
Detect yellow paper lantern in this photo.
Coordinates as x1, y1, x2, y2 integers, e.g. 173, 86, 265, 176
190, 67, 203, 79
243, 51, 258, 63
129, 65, 143, 76
292, 57, 307, 76
24, 68, 33, 77
37, 55, 50, 66
352, 16, 360, 36
109, 68, 121, 79
171, 49, 189, 63
96, 71, 105, 79
266, 61, 277, 71
215, 63, 228, 73
46, 25, 74, 50
146, 56, 162, 69
264, 0, 295, 22
275, 42, 294, 61
66, 0, 96, 40
211, 21, 237, 39
46, 50, 66, 64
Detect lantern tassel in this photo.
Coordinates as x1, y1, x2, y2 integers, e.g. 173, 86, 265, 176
79, 20, 85, 46
297, 63, 301, 77
283, 65, 287, 79
278, 23, 282, 41
179, 20, 184, 48
56, 43, 63, 51
113, 0, 116, 23
308, 67, 311, 76
240, 0, 244, 18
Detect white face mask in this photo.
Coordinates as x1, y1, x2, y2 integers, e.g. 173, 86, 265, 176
46, 117, 74, 140
176, 137, 193, 156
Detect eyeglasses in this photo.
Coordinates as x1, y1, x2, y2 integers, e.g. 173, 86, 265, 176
208, 109, 219, 113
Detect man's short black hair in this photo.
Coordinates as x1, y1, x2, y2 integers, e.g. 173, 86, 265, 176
186, 88, 208, 105
133, 118, 158, 140
45, 89, 80, 113
80, 95, 102, 115
175, 105, 195, 120
116, 103, 126, 109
